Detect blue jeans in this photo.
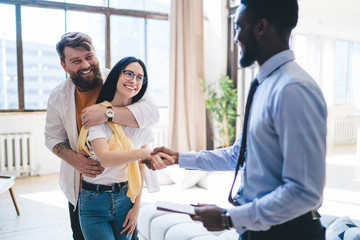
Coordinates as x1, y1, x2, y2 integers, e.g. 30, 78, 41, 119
79, 181, 133, 240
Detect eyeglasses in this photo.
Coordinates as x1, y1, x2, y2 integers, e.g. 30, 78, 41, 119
122, 70, 146, 84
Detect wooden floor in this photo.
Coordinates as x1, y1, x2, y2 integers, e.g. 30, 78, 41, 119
0, 174, 72, 240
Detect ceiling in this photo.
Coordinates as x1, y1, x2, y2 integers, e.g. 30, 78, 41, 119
294, 0, 360, 42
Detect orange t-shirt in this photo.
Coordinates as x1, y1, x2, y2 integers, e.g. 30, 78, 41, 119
74, 85, 102, 133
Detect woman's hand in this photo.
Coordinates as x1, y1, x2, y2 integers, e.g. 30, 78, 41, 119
140, 152, 175, 170
121, 204, 139, 237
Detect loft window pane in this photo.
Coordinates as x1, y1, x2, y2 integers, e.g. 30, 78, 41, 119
41, 0, 106, 7
334, 41, 350, 104
110, 16, 145, 66
109, 0, 170, 13
22, 6, 65, 110
0, 4, 18, 110
147, 19, 170, 107
349, 42, 360, 106
66, 11, 106, 68
40, 0, 64, 2
65, 0, 106, 7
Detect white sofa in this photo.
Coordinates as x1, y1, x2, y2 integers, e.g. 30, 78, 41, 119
139, 166, 360, 240
139, 166, 240, 240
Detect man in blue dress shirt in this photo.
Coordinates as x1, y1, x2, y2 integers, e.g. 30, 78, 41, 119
151, 0, 327, 239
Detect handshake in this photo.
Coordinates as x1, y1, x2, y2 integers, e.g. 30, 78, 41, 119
140, 146, 178, 170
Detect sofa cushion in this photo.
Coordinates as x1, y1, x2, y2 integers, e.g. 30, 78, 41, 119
150, 213, 193, 240
326, 216, 360, 240
164, 222, 215, 240
191, 236, 226, 240
320, 215, 339, 228
344, 227, 360, 240
196, 172, 234, 191
218, 229, 240, 239
165, 165, 207, 189
137, 203, 170, 239
191, 229, 239, 240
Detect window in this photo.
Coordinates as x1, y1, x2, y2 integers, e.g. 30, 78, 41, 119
110, 16, 145, 65
291, 34, 360, 106
42, 0, 106, 7
66, 11, 106, 67
22, 6, 65, 110
147, 19, 170, 107
0, 4, 17, 110
0, 0, 170, 111
109, 0, 170, 13
334, 41, 351, 104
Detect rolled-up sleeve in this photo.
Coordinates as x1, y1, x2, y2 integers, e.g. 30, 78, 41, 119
126, 95, 159, 128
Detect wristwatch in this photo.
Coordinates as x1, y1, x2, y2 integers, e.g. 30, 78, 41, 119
105, 106, 115, 122
221, 209, 234, 230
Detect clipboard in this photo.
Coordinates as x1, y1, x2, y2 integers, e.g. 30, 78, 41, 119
156, 201, 196, 215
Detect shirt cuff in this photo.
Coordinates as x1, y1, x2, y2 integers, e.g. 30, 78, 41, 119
178, 151, 199, 169
227, 204, 251, 235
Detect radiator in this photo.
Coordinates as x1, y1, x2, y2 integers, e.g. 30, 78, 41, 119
333, 118, 358, 145
0, 133, 33, 177
149, 126, 168, 149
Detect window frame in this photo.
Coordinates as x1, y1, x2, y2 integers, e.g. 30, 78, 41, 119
0, 0, 168, 112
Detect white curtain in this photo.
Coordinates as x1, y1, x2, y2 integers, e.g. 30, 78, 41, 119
168, 0, 206, 151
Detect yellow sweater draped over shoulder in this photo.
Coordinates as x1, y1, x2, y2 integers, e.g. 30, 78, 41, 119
77, 101, 141, 203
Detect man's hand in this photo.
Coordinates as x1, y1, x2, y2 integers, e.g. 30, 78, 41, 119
81, 104, 107, 129
151, 146, 179, 164
74, 150, 104, 177
192, 204, 226, 231
140, 151, 175, 170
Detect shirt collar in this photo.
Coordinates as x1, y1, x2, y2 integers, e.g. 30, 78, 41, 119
255, 50, 295, 84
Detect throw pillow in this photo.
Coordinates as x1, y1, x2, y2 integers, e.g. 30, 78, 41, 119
344, 226, 360, 240
326, 216, 360, 240
165, 165, 207, 189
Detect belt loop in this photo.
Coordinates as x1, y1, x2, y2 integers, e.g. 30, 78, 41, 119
311, 210, 320, 220
96, 184, 100, 192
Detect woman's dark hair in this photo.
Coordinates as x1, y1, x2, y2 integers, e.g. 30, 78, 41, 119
241, 0, 298, 36
96, 56, 148, 104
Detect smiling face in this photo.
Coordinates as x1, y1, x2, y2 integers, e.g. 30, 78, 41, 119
61, 46, 102, 92
113, 62, 144, 106
234, 5, 258, 68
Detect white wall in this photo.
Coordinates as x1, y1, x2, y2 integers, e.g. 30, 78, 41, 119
0, 112, 61, 175
296, 0, 360, 43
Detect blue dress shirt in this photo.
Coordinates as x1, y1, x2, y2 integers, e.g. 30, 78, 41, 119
179, 50, 327, 234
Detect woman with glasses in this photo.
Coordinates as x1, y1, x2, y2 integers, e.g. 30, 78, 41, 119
77, 56, 173, 240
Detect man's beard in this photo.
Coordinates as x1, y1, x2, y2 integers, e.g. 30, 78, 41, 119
70, 64, 103, 92
239, 35, 257, 68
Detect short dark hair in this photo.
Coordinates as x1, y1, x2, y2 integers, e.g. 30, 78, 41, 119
96, 56, 148, 104
241, 0, 298, 34
56, 32, 94, 63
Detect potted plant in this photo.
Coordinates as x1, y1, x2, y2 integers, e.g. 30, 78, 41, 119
201, 76, 237, 147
